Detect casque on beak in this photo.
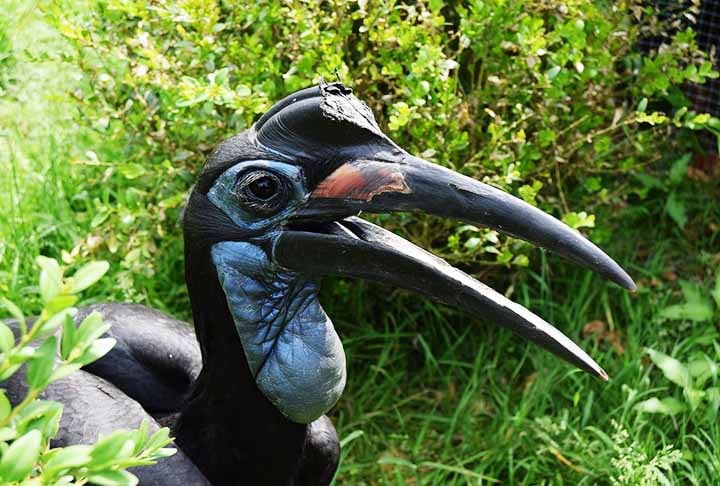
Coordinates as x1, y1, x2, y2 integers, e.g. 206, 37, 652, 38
274, 146, 635, 381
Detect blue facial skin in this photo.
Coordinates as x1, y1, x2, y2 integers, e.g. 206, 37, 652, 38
208, 161, 347, 424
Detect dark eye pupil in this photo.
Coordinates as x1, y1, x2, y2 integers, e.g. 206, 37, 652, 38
249, 176, 277, 200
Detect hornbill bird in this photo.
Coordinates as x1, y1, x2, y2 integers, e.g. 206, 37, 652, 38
6, 82, 635, 485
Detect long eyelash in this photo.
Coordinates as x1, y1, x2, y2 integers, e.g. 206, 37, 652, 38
234, 170, 288, 214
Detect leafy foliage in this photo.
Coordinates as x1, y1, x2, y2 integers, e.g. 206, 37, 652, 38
0, 256, 175, 485
8, 0, 712, 301
635, 271, 720, 419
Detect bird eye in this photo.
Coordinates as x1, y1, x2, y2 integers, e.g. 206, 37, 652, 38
248, 175, 278, 200
235, 170, 288, 214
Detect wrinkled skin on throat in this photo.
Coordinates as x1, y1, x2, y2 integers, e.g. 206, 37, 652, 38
204, 159, 347, 424
211, 241, 346, 424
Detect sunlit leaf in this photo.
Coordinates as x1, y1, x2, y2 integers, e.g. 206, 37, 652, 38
684, 388, 705, 411
70, 261, 110, 294
646, 348, 692, 388
658, 281, 714, 322
43, 444, 93, 474
75, 338, 116, 366
634, 396, 687, 415
0, 429, 42, 482
87, 470, 138, 486
0, 298, 25, 333
0, 391, 10, 421
36, 255, 62, 303
27, 337, 58, 390
0, 321, 15, 352
38, 308, 77, 337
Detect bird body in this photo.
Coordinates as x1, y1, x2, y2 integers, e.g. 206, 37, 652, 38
5, 83, 635, 484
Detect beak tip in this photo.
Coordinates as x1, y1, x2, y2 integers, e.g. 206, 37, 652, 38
621, 277, 637, 292
598, 368, 609, 382
609, 267, 637, 292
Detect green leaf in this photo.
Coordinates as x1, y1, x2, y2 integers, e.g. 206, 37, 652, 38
665, 192, 687, 229
0, 297, 25, 334
50, 363, 82, 382
87, 470, 139, 486
706, 387, 720, 417
0, 321, 15, 352
688, 356, 717, 388
546, 65, 561, 80
634, 173, 666, 190
36, 256, 62, 303
0, 427, 18, 442
0, 429, 42, 482
118, 163, 147, 180
562, 211, 595, 230
0, 364, 21, 381
518, 181, 543, 205
143, 427, 173, 453
43, 445, 92, 475
669, 154, 690, 184
90, 209, 111, 228
659, 303, 713, 322
684, 388, 706, 411
235, 84, 251, 97
133, 419, 150, 454
61, 314, 76, 360
658, 281, 714, 322
73, 311, 109, 350
37, 307, 77, 337
90, 431, 136, 466
75, 338, 116, 366
0, 390, 10, 421
637, 111, 668, 125
634, 396, 687, 415
712, 270, 720, 310
149, 447, 176, 460
45, 294, 78, 314
14, 400, 63, 437
69, 261, 109, 294
339, 430, 364, 449
512, 254, 529, 267
646, 348, 692, 388
27, 337, 57, 390
464, 237, 482, 250
10, 346, 35, 363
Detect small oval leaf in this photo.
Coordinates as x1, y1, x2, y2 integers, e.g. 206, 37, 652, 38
646, 348, 692, 388
87, 470, 138, 486
0, 298, 26, 333
70, 261, 110, 294
0, 321, 15, 352
0, 391, 10, 421
27, 337, 58, 390
36, 256, 62, 303
0, 429, 42, 482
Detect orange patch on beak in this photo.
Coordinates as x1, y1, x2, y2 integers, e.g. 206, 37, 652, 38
312, 161, 412, 201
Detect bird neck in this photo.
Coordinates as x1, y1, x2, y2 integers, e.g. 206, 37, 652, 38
210, 240, 346, 424
175, 245, 309, 484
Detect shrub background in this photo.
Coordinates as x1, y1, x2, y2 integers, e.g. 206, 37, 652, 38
2, 0, 719, 484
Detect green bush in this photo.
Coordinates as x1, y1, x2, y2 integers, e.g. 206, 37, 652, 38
12, 0, 711, 307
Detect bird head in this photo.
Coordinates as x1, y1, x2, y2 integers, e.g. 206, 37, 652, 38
183, 82, 635, 424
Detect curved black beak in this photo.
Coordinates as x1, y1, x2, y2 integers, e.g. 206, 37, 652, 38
274, 151, 635, 379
